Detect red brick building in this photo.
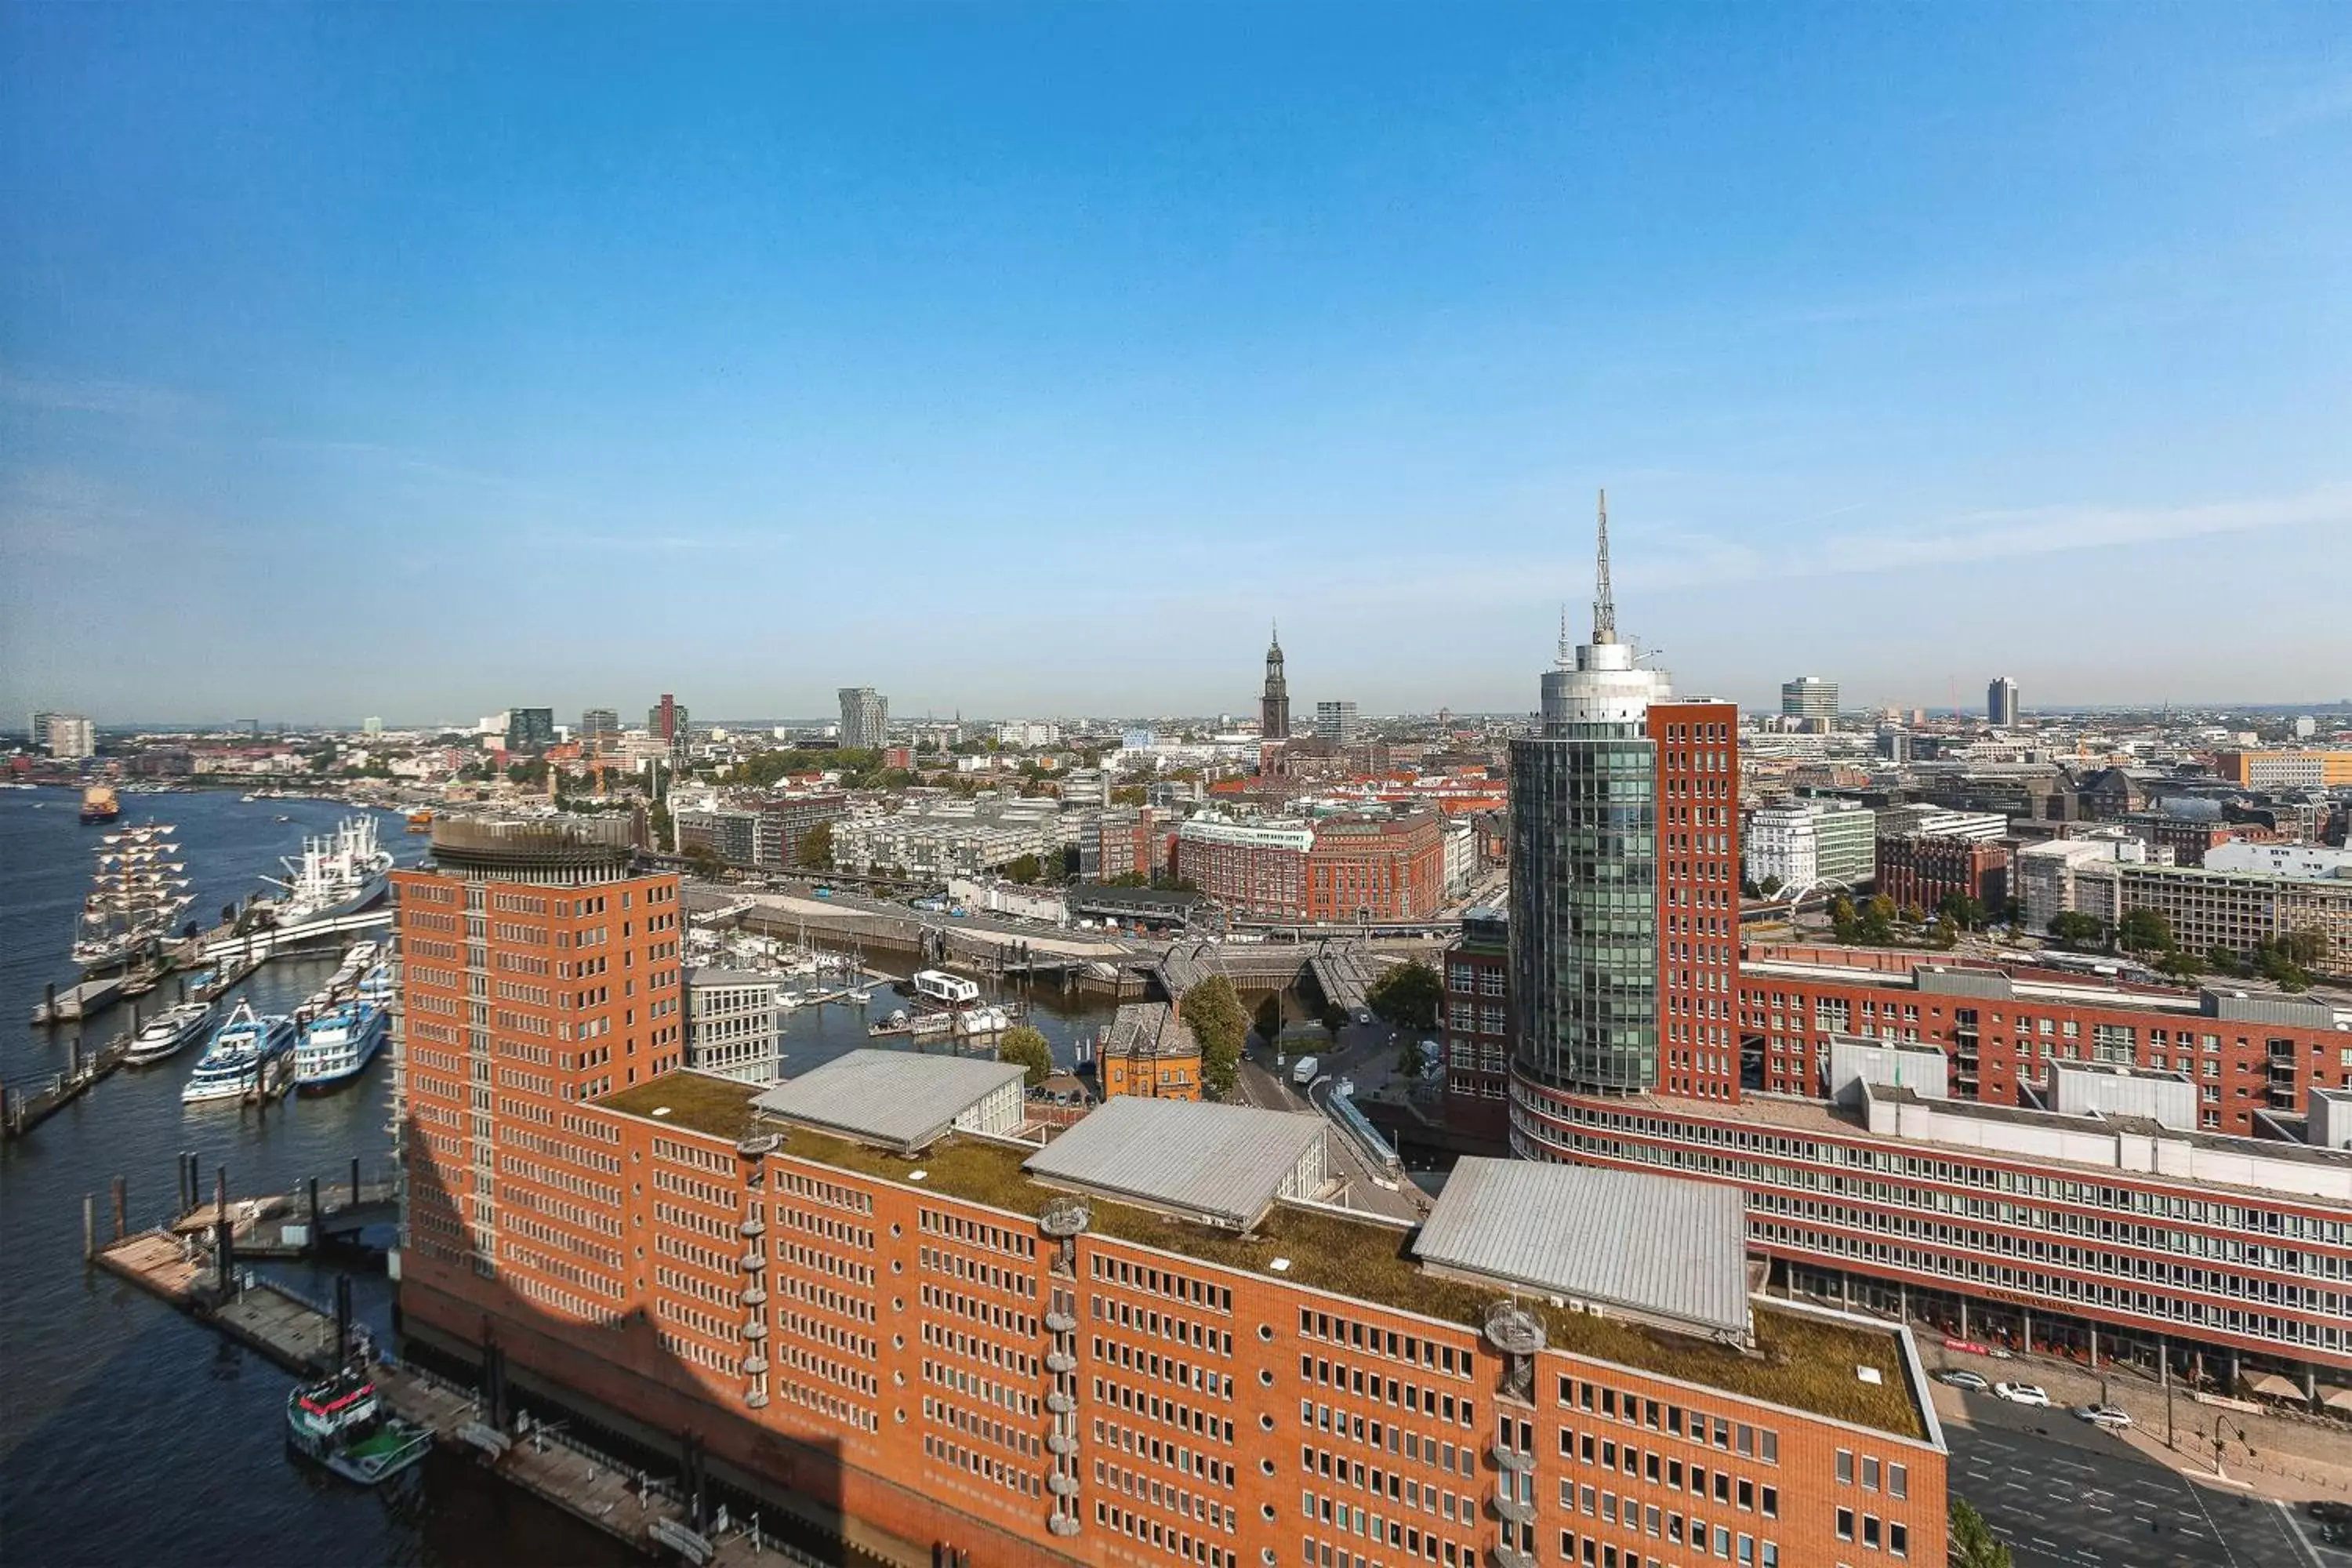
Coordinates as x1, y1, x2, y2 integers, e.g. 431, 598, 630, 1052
1439, 909, 1511, 1143
1650, 700, 1742, 1102
1303, 811, 1446, 924
1873, 834, 2009, 917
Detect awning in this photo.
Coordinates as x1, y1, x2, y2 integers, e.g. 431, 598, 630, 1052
2245, 1372, 2303, 1400
2321, 1386, 2352, 1413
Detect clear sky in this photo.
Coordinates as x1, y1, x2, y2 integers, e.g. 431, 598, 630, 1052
4, 5, 2348, 725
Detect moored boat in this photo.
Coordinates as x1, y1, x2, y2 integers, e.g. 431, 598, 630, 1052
263, 815, 394, 934
285, 1366, 431, 1486
294, 999, 388, 1088
126, 1000, 212, 1065
181, 1000, 296, 1104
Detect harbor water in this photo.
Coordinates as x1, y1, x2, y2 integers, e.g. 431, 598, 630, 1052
0, 787, 1120, 1566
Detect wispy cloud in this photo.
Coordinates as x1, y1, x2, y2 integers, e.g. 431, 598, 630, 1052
0, 368, 197, 421
562, 531, 786, 552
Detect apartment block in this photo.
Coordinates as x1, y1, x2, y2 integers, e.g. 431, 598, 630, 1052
1439, 909, 1511, 1144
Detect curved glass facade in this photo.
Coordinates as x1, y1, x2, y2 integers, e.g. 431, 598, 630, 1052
1508, 723, 1657, 1095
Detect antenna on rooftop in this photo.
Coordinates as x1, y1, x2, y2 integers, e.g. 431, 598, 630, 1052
1592, 489, 1617, 646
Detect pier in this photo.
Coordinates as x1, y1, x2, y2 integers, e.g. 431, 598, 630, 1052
0, 1029, 132, 1143
84, 1169, 890, 1568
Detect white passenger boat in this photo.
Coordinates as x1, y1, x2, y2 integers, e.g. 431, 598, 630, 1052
181, 1001, 296, 1103
126, 1000, 213, 1065
294, 999, 389, 1088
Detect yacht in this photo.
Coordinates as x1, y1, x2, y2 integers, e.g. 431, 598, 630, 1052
181, 1001, 296, 1104
126, 1000, 213, 1065
294, 999, 389, 1088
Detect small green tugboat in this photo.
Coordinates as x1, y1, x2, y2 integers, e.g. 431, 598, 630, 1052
285, 1364, 432, 1485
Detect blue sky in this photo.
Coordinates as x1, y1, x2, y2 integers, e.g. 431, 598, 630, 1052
4, 4, 2348, 724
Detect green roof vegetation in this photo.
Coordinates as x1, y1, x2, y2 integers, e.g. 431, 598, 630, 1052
590, 1073, 1922, 1439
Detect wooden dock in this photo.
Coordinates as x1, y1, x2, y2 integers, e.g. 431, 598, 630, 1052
89, 1227, 832, 1567
0, 1031, 132, 1143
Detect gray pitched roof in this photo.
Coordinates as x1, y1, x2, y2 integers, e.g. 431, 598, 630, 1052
1022, 1097, 1327, 1229
750, 1049, 1024, 1153
1411, 1158, 1750, 1341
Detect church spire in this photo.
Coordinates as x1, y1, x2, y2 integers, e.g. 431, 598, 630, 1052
1592, 488, 1617, 646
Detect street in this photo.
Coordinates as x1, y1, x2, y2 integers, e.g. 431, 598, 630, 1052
1943, 1392, 2332, 1568
1234, 1017, 1427, 1222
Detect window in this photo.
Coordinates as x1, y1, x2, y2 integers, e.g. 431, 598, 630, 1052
1835, 1450, 1853, 1485
1836, 1508, 1854, 1542
1886, 1464, 1906, 1501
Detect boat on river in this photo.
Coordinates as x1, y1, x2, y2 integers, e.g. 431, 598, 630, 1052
126, 1000, 212, 1065
181, 1001, 296, 1104
284, 1366, 431, 1486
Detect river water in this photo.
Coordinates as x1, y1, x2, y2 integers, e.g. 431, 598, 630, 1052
0, 787, 1116, 1566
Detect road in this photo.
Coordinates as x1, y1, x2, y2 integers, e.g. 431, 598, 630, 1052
1941, 1388, 2332, 1568
1234, 1020, 1427, 1223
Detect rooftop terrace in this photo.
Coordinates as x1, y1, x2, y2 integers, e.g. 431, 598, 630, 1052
593, 1072, 1925, 1439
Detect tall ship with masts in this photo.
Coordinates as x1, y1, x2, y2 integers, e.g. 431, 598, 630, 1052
263, 815, 395, 934
72, 822, 194, 971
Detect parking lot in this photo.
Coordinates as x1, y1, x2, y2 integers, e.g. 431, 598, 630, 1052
1944, 1390, 2339, 1567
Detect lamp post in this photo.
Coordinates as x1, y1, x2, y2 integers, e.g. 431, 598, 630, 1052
2209, 1414, 2252, 1482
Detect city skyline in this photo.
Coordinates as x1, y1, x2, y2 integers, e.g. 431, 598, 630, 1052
6, 6, 2350, 718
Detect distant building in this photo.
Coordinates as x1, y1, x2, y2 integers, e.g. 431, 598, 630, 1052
684, 967, 784, 1084
2013, 832, 2161, 933
504, 707, 555, 752
1302, 811, 1446, 923
1084, 805, 1163, 884
1987, 676, 2020, 728
2074, 860, 2352, 976
1312, 700, 1359, 746
992, 719, 1060, 748
1875, 834, 2010, 916
31, 711, 96, 760
1780, 676, 1838, 731
1874, 804, 2007, 842
1258, 627, 1290, 740
2216, 750, 2352, 789
1097, 1001, 1201, 1101
754, 793, 848, 870
673, 806, 759, 866
581, 707, 619, 738
1174, 814, 1313, 920
363, 716, 383, 737
648, 694, 689, 745
837, 687, 888, 750
1745, 797, 1875, 893
2201, 841, 2352, 880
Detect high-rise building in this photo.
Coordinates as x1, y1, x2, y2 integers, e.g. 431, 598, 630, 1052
581, 707, 619, 738
837, 686, 888, 750
1258, 626, 1290, 739
31, 711, 96, 759
648, 694, 689, 742
504, 707, 555, 752
1511, 493, 1743, 1131
1778, 677, 1838, 731
363, 716, 383, 737
1987, 676, 2020, 728
1312, 700, 1358, 746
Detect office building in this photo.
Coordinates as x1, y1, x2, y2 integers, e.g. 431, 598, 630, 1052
838, 686, 889, 751
1303, 811, 1447, 924
1744, 799, 1875, 895
2075, 859, 2352, 978
1174, 815, 1313, 920
1873, 835, 2009, 917
673, 806, 760, 866
1779, 677, 1838, 731
1085, 806, 1163, 884
2012, 832, 2160, 933
1986, 677, 2020, 728
685, 967, 785, 1084
1510, 493, 1740, 1110
753, 791, 848, 871
829, 799, 1057, 880
2214, 750, 2352, 789
505, 706, 555, 752
363, 716, 383, 737
1313, 700, 1359, 747
581, 707, 620, 738
31, 710, 96, 759
395, 1029, 1948, 1565
1258, 627, 1290, 741
649, 694, 690, 744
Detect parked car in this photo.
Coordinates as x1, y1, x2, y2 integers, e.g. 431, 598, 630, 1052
1938, 1370, 1991, 1392
2073, 1404, 2132, 1428
1994, 1383, 2051, 1406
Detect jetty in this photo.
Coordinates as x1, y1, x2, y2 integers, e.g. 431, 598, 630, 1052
29, 975, 124, 1025
0, 1030, 132, 1143
84, 1175, 885, 1568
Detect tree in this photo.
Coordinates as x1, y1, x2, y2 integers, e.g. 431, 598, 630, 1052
2154, 946, 2205, 982
796, 821, 834, 869
2118, 908, 2174, 954
1366, 960, 1442, 1033
1758, 873, 1784, 898
1397, 1037, 1429, 1078
997, 1025, 1054, 1087
1947, 1497, 2013, 1568
1178, 975, 1247, 1100
648, 799, 675, 853
2047, 912, 2106, 950
1938, 891, 1985, 931
682, 843, 726, 878
1003, 853, 1044, 886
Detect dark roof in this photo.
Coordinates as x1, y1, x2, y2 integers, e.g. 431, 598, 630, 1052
1069, 883, 1214, 914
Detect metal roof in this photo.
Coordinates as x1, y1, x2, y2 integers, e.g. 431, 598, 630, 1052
1022, 1097, 1327, 1229
1411, 1158, 1751, 1341
750, 1049, 1024, 1153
